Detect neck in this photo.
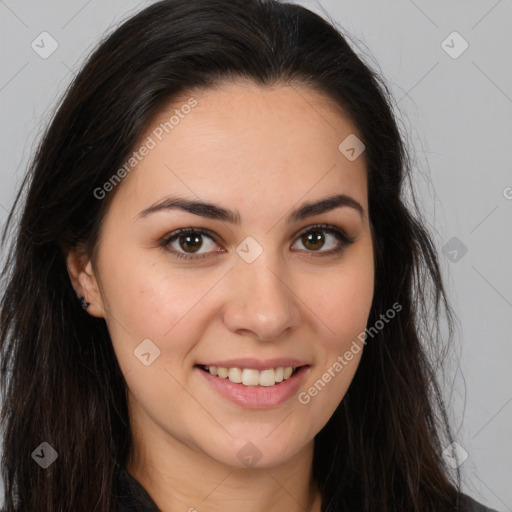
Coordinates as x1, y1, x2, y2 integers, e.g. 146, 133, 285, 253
126, 414, 322, 512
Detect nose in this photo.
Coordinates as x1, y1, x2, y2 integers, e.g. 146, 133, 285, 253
222, 254, 302, 341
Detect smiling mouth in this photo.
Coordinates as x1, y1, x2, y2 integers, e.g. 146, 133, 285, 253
196, 364, 303, 387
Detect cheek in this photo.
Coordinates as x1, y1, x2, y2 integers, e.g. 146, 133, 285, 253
310, 252, 374, 350
296, 265, 371, 438
96, 247, 205, 363
297, 245, 373, 414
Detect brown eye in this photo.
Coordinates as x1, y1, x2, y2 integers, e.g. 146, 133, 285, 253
177, 233, 203, 253
161, 224, 355, 261
301, 231, 326, 251
163, 228, 220, 260
291, 224, 355, 256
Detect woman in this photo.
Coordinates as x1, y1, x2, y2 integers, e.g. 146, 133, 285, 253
0, 0, 500, 511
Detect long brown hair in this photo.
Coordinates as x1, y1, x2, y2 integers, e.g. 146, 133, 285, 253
1, 0, 462, 510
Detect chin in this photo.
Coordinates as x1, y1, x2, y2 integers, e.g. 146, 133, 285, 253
202, 436, 311, 470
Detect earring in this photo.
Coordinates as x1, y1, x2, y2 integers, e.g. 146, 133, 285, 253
78, 295, 91, 310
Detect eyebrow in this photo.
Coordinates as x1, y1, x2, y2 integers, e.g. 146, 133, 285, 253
136, 193, 365, 224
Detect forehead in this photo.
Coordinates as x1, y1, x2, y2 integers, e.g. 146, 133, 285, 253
108, 82, 368, 219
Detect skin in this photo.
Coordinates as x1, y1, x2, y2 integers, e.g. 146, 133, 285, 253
66, 82, 374, 512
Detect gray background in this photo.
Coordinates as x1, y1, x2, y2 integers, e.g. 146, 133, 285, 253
0, 0, 511, 510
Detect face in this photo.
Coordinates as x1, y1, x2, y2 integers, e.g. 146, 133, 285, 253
73, 82, 374, 469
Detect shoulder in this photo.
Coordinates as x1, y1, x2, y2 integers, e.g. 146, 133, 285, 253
459, 492, 501, 512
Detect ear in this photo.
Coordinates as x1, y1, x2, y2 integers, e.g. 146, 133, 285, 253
65, 246, 106, 318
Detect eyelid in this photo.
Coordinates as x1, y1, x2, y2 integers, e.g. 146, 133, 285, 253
160, 224, 355, 260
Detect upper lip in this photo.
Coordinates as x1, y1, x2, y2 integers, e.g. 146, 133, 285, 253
196, 358, 310, 370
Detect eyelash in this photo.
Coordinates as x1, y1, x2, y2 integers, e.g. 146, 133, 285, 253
160, 224, 356, 261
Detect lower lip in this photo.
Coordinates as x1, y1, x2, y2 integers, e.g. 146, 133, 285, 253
196, 366, 310, 409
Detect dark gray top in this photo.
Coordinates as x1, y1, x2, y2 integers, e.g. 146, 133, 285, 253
0, 466, 501, 511
113, 466, 501, 512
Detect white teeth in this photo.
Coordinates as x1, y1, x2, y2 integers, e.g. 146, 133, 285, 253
204, 365, 297, 386
228, 367, 242, 383
241, 368, 260, 386
217, 367, 229, 378
258, 369, 276, 387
